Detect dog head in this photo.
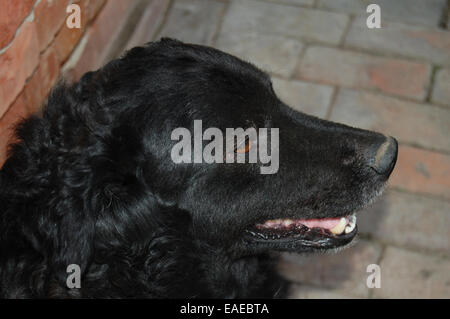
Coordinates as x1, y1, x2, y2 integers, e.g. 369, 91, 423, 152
93, 38, 397, 255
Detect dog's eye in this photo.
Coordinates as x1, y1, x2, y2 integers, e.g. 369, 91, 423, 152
235, 138, 251, 154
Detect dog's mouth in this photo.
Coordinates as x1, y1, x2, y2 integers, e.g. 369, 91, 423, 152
244, 214, 357, 251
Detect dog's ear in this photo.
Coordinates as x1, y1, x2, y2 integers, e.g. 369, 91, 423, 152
44, 153, 159, 287
48, 202, 96, 285
92, 177, 173, 249
0, 113, 98, 288
46, 173, 157, 285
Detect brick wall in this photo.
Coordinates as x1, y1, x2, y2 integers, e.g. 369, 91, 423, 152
0, 0, 170, 166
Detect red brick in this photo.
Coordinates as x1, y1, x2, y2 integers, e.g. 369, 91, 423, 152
0, 22, 39, 118
390, 145, 450, 200
13, 46, 60, 117
23, 70, 43, 115
0, 0, 34, 48
34, 0, 69, 52
296, 47, 431, 100
0, 93, 30, 167
330, 89, 450, 152
36, 46, 61, 101
54, 0, 87, 64
84, 0, 106, 22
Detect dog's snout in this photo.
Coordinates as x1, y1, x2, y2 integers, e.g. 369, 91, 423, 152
368, 136, 398, 177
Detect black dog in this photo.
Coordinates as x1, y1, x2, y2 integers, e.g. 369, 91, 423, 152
0, 39, 397, 298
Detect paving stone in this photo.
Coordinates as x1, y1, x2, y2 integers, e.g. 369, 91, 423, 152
374, 247, 450, 298
157, 0, 225, 45
265, 0, 314, 6
288, 284, 357, 299
447, 11, 450, 30
318, 0, 448, 28
431, 67, 450, 107
389, 145, 450, 200
345, 17, 450, 66
221, 0, 349, 45
330, 89, 450, 152
359, 190, 450, 253
272, 77, 333, 118
278, 240, 382, 298
216, 32, 303, 77
296, 46, 431, 100
124, 0, 170, 51
70, 0, 136, 80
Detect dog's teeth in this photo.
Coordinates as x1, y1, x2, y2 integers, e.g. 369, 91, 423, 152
263, 220, 276, 227
349, 214, 356, 224
330, 217, 346, 235
344, 224, 355, 234
283, 219, 294, 226
345, 214, 357, 234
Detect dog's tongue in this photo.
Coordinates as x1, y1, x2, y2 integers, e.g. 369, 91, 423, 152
296, 217, 341, 230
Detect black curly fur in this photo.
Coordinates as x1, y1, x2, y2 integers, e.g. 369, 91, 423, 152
0, 39, 393, 298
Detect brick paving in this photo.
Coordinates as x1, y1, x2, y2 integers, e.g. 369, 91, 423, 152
374, 247, 450, 298
150, 0, 450, 298
317, 0, 448, 28
296, 46, 431, 100
158, 0, 225, 45
271, 78, 334, 117
278, 240, 383, 298
345, 17, 450, 65
432, 67, 450, 107
330, 90, 450, 152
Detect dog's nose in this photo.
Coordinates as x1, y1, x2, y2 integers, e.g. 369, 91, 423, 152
368, 136, 398, 177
